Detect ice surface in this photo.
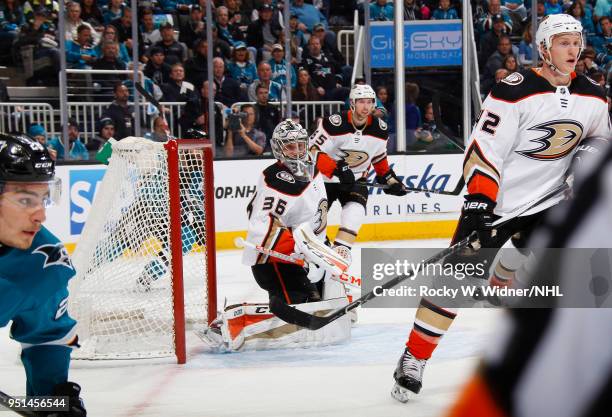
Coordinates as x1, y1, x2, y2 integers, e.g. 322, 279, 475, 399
0, 239, 501, 417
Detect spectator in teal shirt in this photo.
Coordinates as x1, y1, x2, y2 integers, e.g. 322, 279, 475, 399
47, 118, 89, 160
544, 0, 563, 15
432, 0, 459, 19
370, 0, 394, 21
268, 44, 297, 88
66, 24, 97, 69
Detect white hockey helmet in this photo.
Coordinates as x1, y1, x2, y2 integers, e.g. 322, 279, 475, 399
536, 14, 584, 67
271, 119, 313, 182
349, 84, 376, 112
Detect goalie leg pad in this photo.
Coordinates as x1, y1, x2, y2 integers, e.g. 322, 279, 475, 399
201, 299, 351, 352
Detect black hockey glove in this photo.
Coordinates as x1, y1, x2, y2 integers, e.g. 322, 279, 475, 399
47, 382, 86, 417
376, 169, 408, 196
333, 161, 355, 190
459, 194, 498, 248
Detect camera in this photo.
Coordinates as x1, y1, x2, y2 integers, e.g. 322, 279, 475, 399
228, 112, 248, 131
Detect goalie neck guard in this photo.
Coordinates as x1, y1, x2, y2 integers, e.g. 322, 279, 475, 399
271, 120, 313, 182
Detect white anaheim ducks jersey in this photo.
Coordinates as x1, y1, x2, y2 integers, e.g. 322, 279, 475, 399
242, 162, 328, 266
309, 111, 390, 182
464, 69, 611, 216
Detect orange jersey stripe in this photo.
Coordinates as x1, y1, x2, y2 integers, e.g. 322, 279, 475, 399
467, 172, 499, 202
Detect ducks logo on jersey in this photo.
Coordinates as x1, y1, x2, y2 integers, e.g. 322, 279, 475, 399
338, 150, 370, 169
517, 120, 584, 161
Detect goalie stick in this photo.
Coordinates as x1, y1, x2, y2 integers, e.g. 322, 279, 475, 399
356, 176, 465, 196
0, 390, 40, 416
304, 179, 573, 331
234, 237, 362, 289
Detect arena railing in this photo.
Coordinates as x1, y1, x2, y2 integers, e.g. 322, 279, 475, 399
230, 101, 345, 131
0, 102, 56, 137
67, 101, 224, 142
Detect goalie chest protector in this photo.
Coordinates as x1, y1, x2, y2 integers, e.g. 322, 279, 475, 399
242, 162, 328, 266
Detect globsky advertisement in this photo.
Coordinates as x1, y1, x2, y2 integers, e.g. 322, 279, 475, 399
46, 154, 463, 245
370, 20, 462, 68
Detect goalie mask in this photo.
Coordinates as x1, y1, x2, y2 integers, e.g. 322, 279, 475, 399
349, 84, 376, 113
271, 120, 313, 182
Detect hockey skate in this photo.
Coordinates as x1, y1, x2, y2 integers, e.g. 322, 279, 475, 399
391, 348, 427, 403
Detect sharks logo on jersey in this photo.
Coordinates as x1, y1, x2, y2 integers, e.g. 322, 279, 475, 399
33, 243, 74, 270
517, 120, 584, 161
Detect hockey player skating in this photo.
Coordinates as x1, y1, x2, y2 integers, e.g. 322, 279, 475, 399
392, 14, 611, 403
197, 120, 352, 351
447, 140, 612, 417
0, 133, 86, 415
309, 83, 408, 265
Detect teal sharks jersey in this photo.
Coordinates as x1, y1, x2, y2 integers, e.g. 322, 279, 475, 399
0, 226, 78, 395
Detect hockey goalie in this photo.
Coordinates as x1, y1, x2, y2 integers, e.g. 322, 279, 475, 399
198, 120, 353, 352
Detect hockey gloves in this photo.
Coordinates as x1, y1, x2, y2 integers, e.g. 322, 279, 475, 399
459, 194, 498, 248
334, 161, 355, 190
376, 169, 408, 196
48, 382, 86, 417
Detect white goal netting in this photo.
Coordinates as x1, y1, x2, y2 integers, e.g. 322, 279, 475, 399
69, 137, 214, 361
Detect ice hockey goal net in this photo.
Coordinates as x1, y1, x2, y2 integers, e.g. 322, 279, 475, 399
69, 137, 217, 363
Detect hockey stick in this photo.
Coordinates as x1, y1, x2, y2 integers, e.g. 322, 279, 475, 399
492, 181, 570, 227
305, 180, 572, 330
306, 232, 478, 331
234, 237, 361, 289
134, 82, 172, 137
0, 391, 40, 416
355, 176, 465, 196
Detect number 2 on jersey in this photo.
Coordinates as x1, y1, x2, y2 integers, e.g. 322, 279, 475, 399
476, 110, 501, 135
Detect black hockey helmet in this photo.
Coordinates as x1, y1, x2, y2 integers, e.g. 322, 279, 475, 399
0, 133, 61, 206
0, 132, 55, 182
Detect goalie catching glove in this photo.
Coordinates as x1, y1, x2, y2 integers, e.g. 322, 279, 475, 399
376, 169, 408, 196
293, 223, 349, 282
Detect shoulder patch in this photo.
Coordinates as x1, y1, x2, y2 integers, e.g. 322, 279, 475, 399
263, 163, 309, 196
584, 75, 600, 86
33, 243, 74, 270
501, 72, 524, 86
378, 117, 388, 130
570, 74, 608, 101
276, 171, 295, 183
329, 114, 342, 126
490, 70, 554, 103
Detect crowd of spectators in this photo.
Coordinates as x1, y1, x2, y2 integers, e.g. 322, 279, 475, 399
0, 0, 609, 158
